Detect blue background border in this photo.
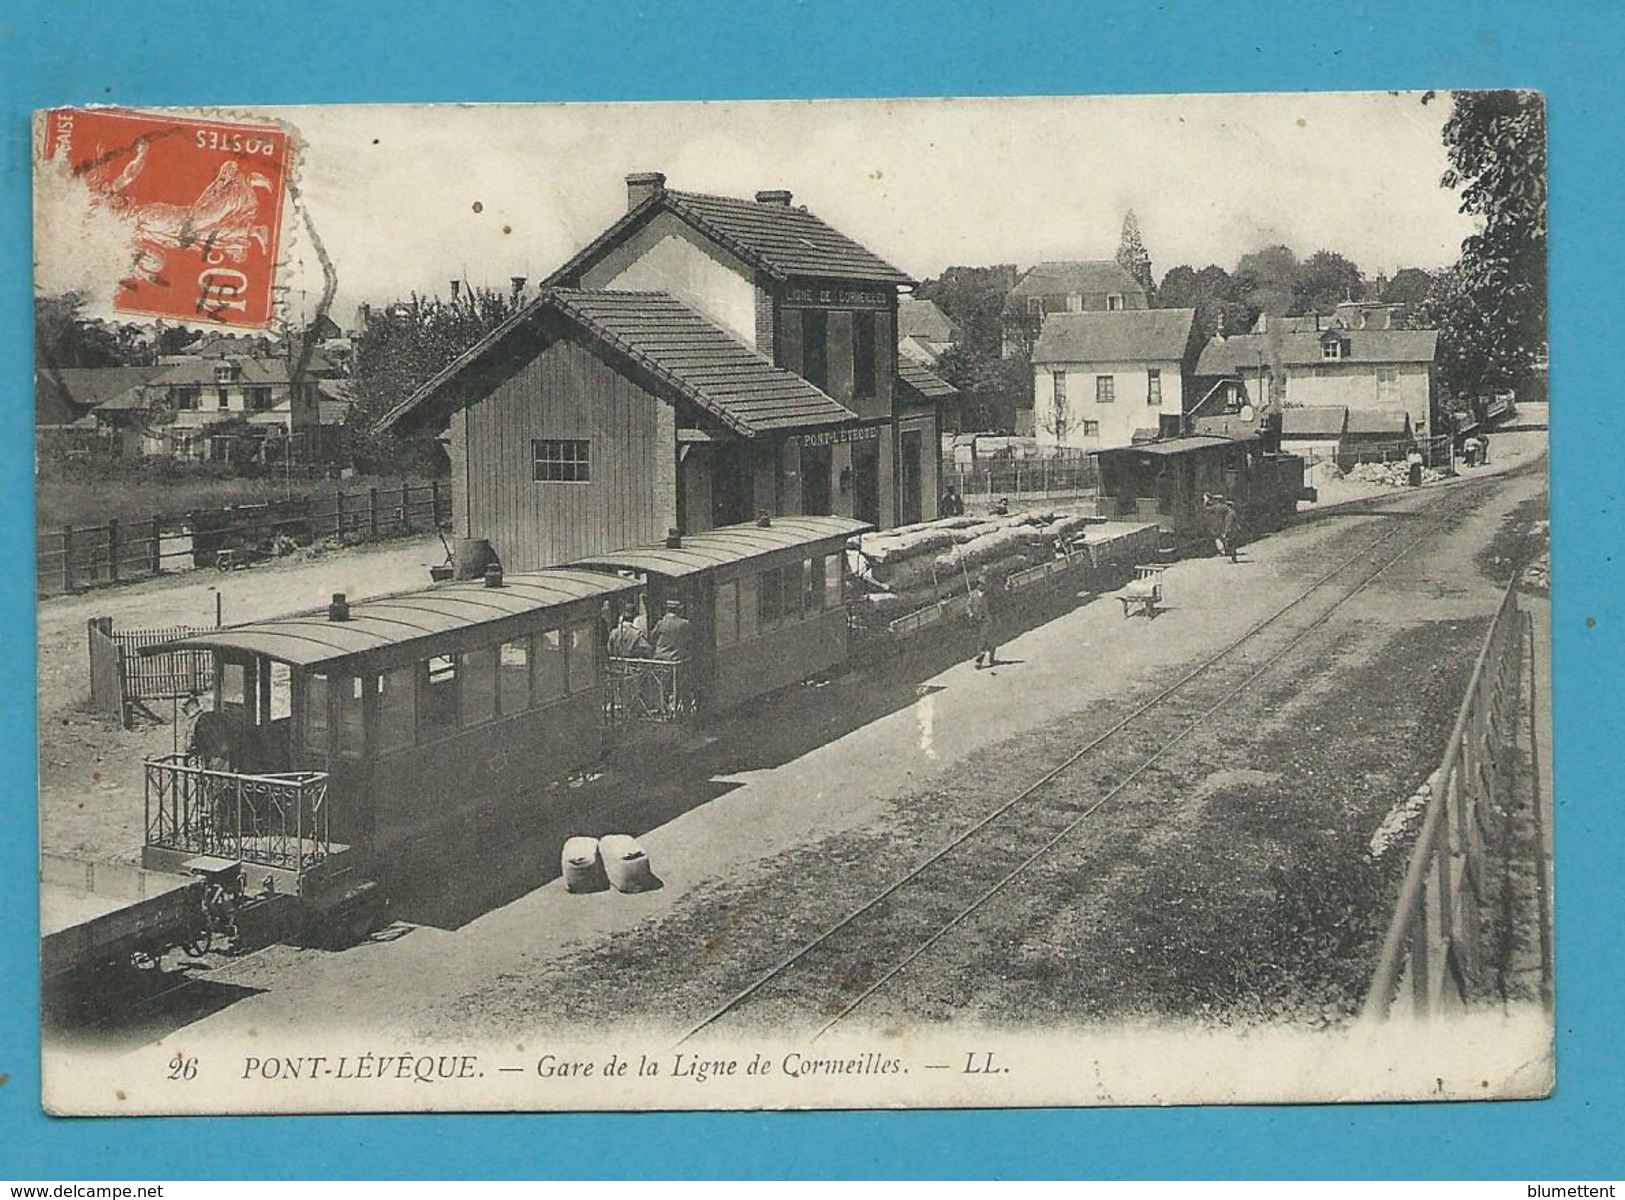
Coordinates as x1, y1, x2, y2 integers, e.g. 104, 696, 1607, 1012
2, 0, 1616, 1180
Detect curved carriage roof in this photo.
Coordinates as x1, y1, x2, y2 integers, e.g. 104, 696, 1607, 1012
1097, 433, 1258, 459
570, 515, 872, 579
139, 568, 637, 670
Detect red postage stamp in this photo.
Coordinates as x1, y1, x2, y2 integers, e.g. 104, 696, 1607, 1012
40, 107, 291, 328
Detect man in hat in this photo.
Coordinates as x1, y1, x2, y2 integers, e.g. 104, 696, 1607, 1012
939, 483, 965, 517
650, 598, 695, 714
608, 604, 653, 659
968, 575, 1000, 669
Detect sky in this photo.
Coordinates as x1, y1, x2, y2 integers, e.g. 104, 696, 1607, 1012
42, 91, 1479, 329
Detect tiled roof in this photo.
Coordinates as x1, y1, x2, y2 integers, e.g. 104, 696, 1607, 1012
663, 190, 913, 285
897, 359, 959, 400
1033, 308, 1197, 365
35, 366, 162, 423
1346, 408, 1411, 436
897, 296, 959, 342
1281, 406, 1349, 437
148, 356, 305, 386
549, 290, 857, 433
1007, 261, 1145, 304
546, 186, 914, 288
1197, 330, 1439, 375
377, 290, 859, 438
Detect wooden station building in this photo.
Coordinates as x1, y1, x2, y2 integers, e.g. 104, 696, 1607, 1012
381, 173, 950, 572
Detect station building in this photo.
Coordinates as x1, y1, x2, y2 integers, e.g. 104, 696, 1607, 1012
380, 173, 949, 572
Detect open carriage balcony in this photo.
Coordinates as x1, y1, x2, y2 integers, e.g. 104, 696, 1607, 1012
144, 754, 335, 874
604, 657, 689, 724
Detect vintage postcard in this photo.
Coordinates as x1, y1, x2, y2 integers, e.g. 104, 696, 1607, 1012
33, 93, 1552, 1114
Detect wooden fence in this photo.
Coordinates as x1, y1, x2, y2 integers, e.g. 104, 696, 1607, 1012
40, 480, 449, 598
1361, 577, 1528, 1021
87, 617, 216, 728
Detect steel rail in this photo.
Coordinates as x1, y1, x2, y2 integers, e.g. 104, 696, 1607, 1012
676, 481, 1491, 1045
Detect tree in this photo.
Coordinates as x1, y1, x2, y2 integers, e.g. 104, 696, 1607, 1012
35, 293, 126, 369
1381, 267, 1438, 308
1158, 263, 1259, 339
1116, 211, 1155, 300
347, 287, 525, 471
1233, 245, 1299, 316
1290, 250, 1365, 316
914, 264, 1018, 359
1427, 89, 1547, 400
934, 342, 1031, 433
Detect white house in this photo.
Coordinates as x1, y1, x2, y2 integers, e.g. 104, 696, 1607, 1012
1195, 327, 1439, 438
1030, 308, 1200, 451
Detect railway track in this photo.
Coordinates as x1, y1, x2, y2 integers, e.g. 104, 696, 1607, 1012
675, 479, 1497, 1044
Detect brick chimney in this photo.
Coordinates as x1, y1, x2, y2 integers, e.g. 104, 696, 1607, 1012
626, 172, 666, 210
755, 189, 793, 207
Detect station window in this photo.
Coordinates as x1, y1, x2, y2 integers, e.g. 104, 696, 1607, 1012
854, 312, 877, 399
336, 675, 367, 758
1147, 369, 1162, 407
1082, 419, 1101, 437
534, 629, 569, 703
1096, 376, 1115, 404
715, 580, 739, 647
802, 310, 829, 391
376, 666, 416, 755
567, 623, 597, 693
737, 573, 760, 641
460, 646, 498, 727
498, 639, 530, 714
532, 439, 591, 482
1053, 370, 1067, 406
303, 671, 329, 751
420, 655, 459, 742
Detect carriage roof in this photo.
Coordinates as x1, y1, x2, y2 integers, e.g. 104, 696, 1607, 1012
569, 515, 871, 580
139, 568, 638, 670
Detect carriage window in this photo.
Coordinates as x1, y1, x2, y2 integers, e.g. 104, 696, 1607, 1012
269, 662, 292, 721
715, 580, 739, 647
376, 666, 416, 754
758, 568, 783, 631
825, 555, 844, 609
499, 639, 530, 714
804, 556, 826, 614
220, 661, 248, 710
336, 675, 367, 758
534, 628, 568, 703
460, 646, 498, 726
568, 623, 597, 693
303, 672, 330, 750
737, 574, 759, 640
420, 655, 459, 742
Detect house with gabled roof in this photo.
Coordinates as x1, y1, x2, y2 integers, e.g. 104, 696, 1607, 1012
1030, 308, 1202, 451
91, 354, 329, 460
896, 296, 959, 367
1002, 260, 1149, 356
380, 173, 947, 569
1195, 326, 1439, 438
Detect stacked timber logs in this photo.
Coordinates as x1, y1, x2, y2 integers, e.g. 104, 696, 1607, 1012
846, 508, 1100, 616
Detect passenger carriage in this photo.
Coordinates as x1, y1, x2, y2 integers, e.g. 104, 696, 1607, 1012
571, 514, 870, 717
139, 568, 641, 933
